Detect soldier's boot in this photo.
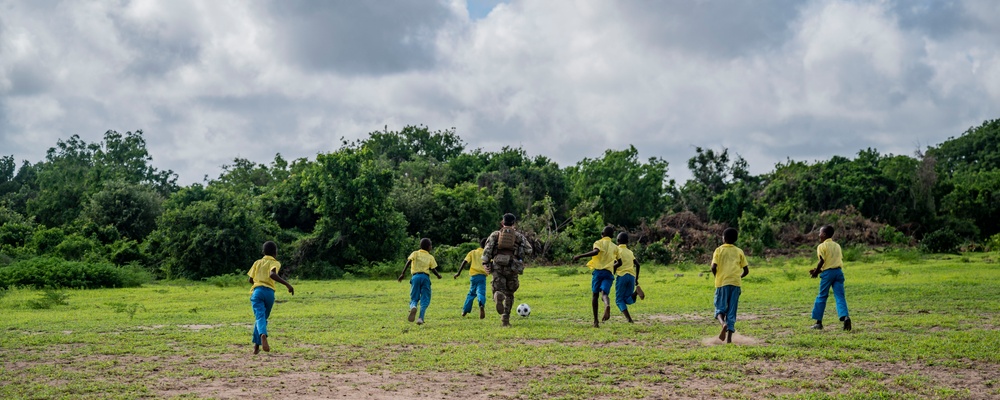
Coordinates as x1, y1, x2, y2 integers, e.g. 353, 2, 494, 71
503, 295, 514, 318
502, 314, 510, 327
494, 292, 506, 315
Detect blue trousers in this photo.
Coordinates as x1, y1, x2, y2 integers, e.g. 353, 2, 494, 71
592, 270, 614, 294
462, 274, 487, 314
714, 285, 741, 332
812, 268, 849, 321
615, 274, 636, 312
250, 286, 275, 346
410, 273, 432, 319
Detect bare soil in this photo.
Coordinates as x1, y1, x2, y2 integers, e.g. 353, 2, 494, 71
5, 342, 999, 399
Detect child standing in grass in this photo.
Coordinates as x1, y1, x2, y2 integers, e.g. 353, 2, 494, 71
711, 228, 748, 344
398, 238, 441, 325
613, 232, 644, 323
572, 226, 620, 328
809, 225, 852, 331
454, 238, 488, 319
247, 241, 294, 354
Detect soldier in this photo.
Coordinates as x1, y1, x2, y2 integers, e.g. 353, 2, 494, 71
482, 213, 533, 327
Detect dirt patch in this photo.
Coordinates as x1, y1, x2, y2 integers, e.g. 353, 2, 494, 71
179, 324, 221, 331
5, 345, 1000, 399
700, 332, 763, 346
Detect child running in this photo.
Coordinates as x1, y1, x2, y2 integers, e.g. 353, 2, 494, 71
572, 226, 620, 328
454, 238, 489, 319
809, 225, 852, 331
711, 228, 748, 344
612, 232, 644, 323
246, 241, 294, 354
398, 238, 442, 325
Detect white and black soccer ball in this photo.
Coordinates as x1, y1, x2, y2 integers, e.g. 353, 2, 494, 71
516, 303, 531, 317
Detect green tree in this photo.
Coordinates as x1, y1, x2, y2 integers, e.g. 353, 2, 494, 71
148, 185, 276, 279
568, 146, 668, 227
300, 147, 408, 270
82, 180, 163, 242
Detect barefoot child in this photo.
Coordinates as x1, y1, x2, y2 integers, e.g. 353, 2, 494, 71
398, 238, 441, 325
711, 228, 748, 343
613, 232, 643, 323
572, 226, 620, 328
809, 225, 852, 331
454, 238, 489, 319
247, 241, 294, 354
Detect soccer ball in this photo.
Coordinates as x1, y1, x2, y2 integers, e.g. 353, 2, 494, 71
516, 303, 531, 317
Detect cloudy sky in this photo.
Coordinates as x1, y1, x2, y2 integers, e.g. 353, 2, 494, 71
1, 0, 999, 184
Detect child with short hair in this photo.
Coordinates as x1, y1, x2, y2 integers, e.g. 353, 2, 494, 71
247, 241, 294, 354
613, 232, 643, 323
572, 226, 620, 328
711, 228, 749, 343
454, 238, 489, 319
398, 238, 441, 325
809, 225, 852, 331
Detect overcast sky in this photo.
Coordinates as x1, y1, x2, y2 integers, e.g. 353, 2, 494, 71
2, 0, 999, 184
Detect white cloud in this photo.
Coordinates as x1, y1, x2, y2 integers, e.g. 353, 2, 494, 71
1, 0, 999, 185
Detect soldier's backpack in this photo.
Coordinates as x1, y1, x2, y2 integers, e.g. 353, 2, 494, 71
497, 227, 517, 252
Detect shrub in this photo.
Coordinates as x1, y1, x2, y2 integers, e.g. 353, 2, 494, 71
635, 239, 673, 265
0, 257, 150, 289
842, 246, 863, 262
431, 241, 480, 273
987, 233, 1000, 252
921, 229, 962, 254
203, 272, 246, 288
878, 225, 909, 246
26, 290, 70, 309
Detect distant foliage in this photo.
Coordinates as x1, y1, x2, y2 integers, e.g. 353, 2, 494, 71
921, 229, 962, 254
0, 257, 151, 289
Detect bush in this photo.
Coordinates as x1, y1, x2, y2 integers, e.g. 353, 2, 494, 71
842, 246, 863, 262
432, 241, 480, 273
987, 233, 1000, 252
878, 225, 909, 246
921, 229, 962, 254
25, 290, 70, 309
203, 273, 246, 288
635, 239, 673, 265
0, 257, 151, 289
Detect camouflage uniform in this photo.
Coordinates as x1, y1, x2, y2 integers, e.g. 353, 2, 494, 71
482, 226, 532, 326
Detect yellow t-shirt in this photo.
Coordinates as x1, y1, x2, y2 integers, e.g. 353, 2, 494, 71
408, 249, 438, 275
586, 237, 619, 272
817, 239, 843, 270
247, 255, 281, 292
464, 248, 486, 276
615, 244, 636, 277
712, 244, 748, 288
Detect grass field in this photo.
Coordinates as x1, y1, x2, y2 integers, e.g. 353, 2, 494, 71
1, 251, 999, 399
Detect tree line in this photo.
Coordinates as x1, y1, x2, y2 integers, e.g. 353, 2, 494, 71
1, 121, 999, 284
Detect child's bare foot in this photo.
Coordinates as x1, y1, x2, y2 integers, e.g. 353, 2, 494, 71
479, 306, 485, 319
726, 330, 733, 344
462, 311, 468, 317
602, 306, 611, 321
719, 325, 728, 341
635, 285, 645, 300
260, 334, 270, 352
253, 344, 260, 355
716, 313, 727, 327
416, 318, 424, 325
408, 307, 417, 322
842, 317, 852, 331
593, 321, 600, 328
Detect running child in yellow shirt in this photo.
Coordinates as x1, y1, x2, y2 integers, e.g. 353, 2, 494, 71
454, 238, 488, 319
398, 238, 442, 325
711, 228, 749, 344
246, 241, 294, 354
613, 232, 644, 323
572, 226, 619, 328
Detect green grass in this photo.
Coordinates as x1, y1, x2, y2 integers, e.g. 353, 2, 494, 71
1, 253, 998, 398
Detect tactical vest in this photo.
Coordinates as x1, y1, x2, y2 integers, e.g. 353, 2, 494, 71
496, 227, 517, 256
